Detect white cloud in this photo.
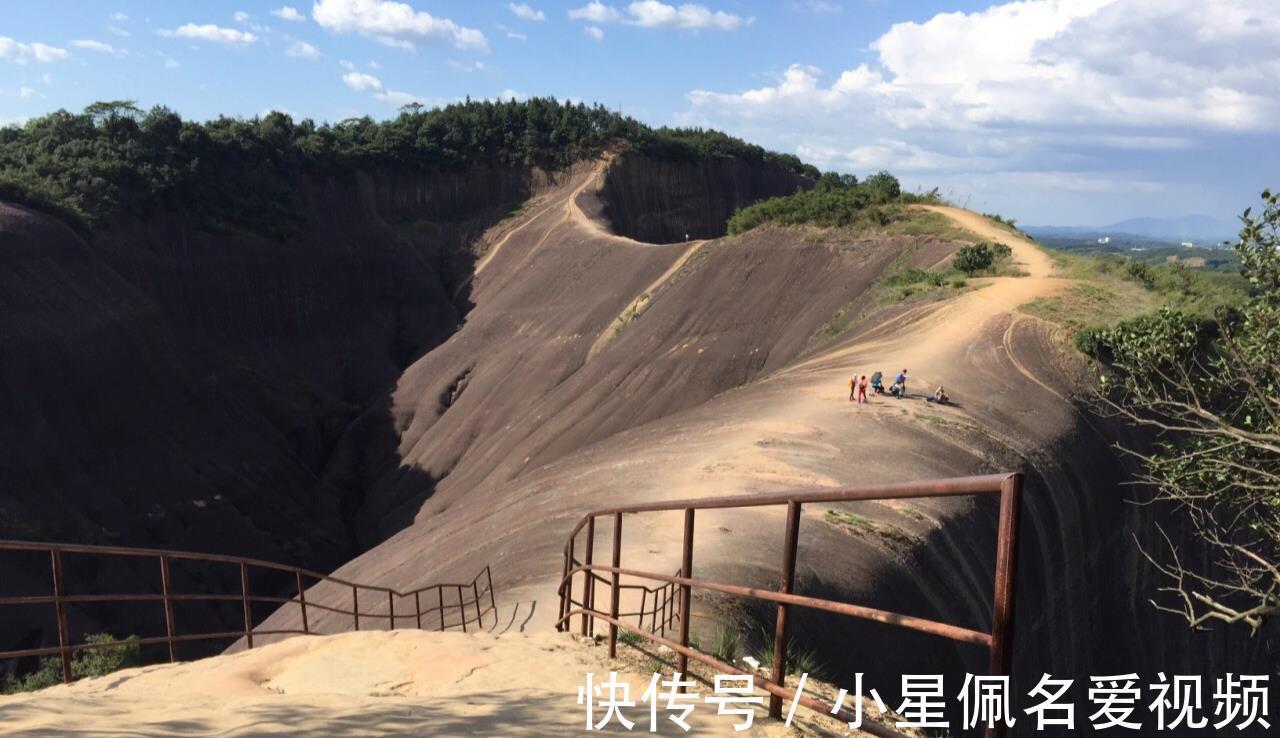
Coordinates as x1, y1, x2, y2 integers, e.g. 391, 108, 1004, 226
341, 71, 421, 106
583, 25, 605, 41
570, 2, 747, 31
569, 2, 622, 23
0, 37, 69, 64
234, 11, 251, 23
507, 31, 528, 41
110, 12, 129, 22
160, 24, 257, 45
312, 0, 489, 52
368, 60, 380, 69
497, 89, 528, 102
678, 0, 1280, 222
108, 25, 131, 38
339, 59, 355, 70
19, 86, 37, 99
626, 1, 747, 29
687, 0, 1280, 134
286, 40, 320, 58
342, 71, 383, 92
508, 3, 545, 22
272, 6, 306, 22
70, 39, 124, 55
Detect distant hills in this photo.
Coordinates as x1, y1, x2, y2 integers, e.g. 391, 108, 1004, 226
1026, 214, 1239, 244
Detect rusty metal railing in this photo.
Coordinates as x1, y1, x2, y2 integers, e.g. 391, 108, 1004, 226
0, 540, 497, 684
555, 473, 1023, 738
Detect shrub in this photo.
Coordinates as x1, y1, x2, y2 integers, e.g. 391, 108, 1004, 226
1, 632, 139, 694
953, 243, 995, 274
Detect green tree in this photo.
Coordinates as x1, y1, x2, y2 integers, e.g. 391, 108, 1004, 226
953, 242, 995, 274
1091, 189, 1280, 633
863, 170, 901, 201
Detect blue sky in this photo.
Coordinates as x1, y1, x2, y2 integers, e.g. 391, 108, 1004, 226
1, 0, 1277, 225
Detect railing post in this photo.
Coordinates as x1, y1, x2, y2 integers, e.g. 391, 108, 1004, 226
49, 549, 72, 683
160, 555, 177, 662
607, 512, 622, 658
581, 515, 595, 637
388, 591, 395, 630
459, 586, 467, 633
352, 585, 360, 631
415, 591, 423, 629
473, 580, 483, 629
677, 508, 694, 682
295, 571, 309, 634
240, 562, 254, 649
769, 501, 802, 719
438, 587, 445, 631
986, 473, 1024, 738
486, 566, 496, 628
565, 535, 576, 633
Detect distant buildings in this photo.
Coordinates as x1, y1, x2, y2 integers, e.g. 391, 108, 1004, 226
1097, 236, 1111, 244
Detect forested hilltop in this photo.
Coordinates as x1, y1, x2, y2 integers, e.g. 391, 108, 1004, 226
0, 97, 817, 237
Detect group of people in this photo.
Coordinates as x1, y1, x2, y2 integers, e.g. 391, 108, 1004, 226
848, 368, 950, 405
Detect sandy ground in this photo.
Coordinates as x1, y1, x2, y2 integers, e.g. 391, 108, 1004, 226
0, 630, 887, 737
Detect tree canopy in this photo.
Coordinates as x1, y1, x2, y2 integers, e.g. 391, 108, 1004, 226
725, 170, 936, 235
0, 97, 817, 237
1088, 189, 1280, 633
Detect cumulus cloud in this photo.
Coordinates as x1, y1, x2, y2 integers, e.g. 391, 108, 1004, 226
508, 3, 545, 22
570, 1, 745, 30
234, 11, 251, 23
342, 71, 383, 91
680, 0, 1280, 221
341, 71, 421, 106
312, 0, 489, 52
0, 37, 69, 64
687, 0, 1280, 140
569, 2, 621, 24
583, 25, 605, 41
286, 40, 320, 58
272, 6, 306, 22
70, 39, 124, 55
160, 24, 257, 45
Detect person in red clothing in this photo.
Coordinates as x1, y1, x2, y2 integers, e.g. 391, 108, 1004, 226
856, 374, 869, 404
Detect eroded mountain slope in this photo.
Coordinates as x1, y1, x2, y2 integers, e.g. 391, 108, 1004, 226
266, 168, 1272, 723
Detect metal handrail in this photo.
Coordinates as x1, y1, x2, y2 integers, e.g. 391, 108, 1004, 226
0, 540, 498, 683
555, 472, 1023, 738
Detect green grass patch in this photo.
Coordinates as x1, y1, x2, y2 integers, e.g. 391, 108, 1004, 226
824, 509, 918, 551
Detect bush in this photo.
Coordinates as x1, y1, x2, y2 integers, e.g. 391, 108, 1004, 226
1, 632, 139, 694
726, 173, 919, 235
953, 242, 996, 274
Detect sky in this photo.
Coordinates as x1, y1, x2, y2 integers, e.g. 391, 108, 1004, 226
1, 0, 1277, 225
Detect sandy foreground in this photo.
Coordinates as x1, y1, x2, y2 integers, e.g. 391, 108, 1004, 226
0, 630, 886, 737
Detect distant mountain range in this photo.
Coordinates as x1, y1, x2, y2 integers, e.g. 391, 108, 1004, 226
1025, 214, 1240, 244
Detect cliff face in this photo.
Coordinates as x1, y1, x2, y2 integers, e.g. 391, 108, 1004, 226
0, 165, 550, 569
595, 153, 811, 243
